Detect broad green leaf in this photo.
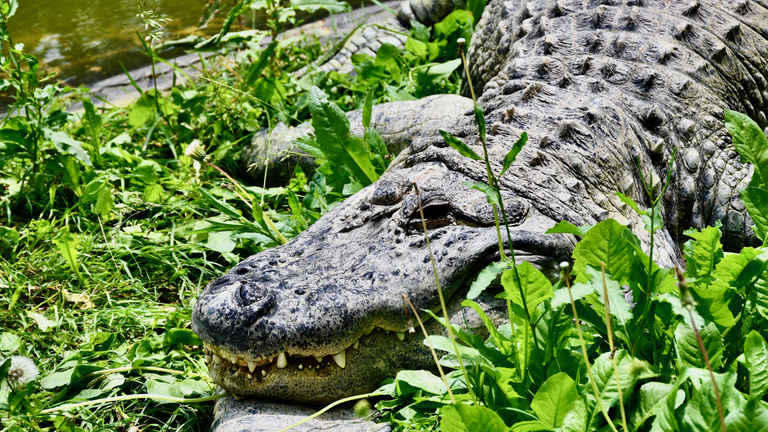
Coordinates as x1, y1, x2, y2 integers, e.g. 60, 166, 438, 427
467, 0, 486, 24
362, 87, 374, 128
461, 299, 511, 356
82, 98, 102, 148
725, 109, 768, 190
290, 0, 351, 13
499, 261, 554, 315
744, 330, 768, 399
557, 396, 588, 432
45, 128, 92, 166
531, 372, 578, 428
616, 191, 648, 216
206, 231, 237, 253
725, 398, 768, 432
741, 187, 768, 243
683, 224, 724, 280
0, 358, 10, 383
404, 37, 427, 60
146, 377, 184, 402
551, 283, 595, 309
633, 382, 679, 429
163, 328, 201, 348
546, 220, 592, 237
426, 335, 494, 369
143, 183, 164, 204
582, 266, 633, 329
413, 59, 461, 95
244, 41, 277, 86
589, 350, 639, 426
40, 364, 103, 389
710, 247, 764, 294
757, 275, 768, 320
394, 370, 446, 396
94, 184, 113, 219
0, 333, 20, 356
308, 87, 378, 184
500, 132, 527, 177
440, 129, 480, 160
681, 371, 745, 432
128, 92, 155, 127
374, 43, 403, 83
0, 226, 19, 250
134, 159, 162, 184
463, 180, 501, 206
53, 227, 80, 276
467, 261, 508, 299
253, 77, 287, 105
177, 378, 211, 396
441, 403, 508, 432
649, 368, 694, 432
510, 421, 551, 431
572, 219, 635, 284
674, 322, 724, 370
199, 189, 242, 220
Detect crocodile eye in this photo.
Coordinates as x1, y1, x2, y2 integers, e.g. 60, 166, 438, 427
407, 203, 456, 233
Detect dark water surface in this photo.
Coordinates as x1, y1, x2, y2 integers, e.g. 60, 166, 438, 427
7, 0, 217, 86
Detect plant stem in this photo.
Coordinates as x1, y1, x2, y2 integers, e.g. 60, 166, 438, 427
415, 184, 476, 404
276, 391, 385, 432
564, 266, 620, 432
602, 262, 628, 432
403, 294, 456, 403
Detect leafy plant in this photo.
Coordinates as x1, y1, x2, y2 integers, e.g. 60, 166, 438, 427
374, 69, 768, 432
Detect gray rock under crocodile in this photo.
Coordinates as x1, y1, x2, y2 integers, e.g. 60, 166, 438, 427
193, 0, 767, 427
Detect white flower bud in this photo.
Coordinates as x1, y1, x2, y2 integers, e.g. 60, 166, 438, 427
184, 139, 207, 162
5, 356, 39, 389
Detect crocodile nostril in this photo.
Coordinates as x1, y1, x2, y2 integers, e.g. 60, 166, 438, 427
206, 276, 232, 294
238, 281, 270, 306
236, 282, 277, 324
295, 289, 306, 295
235, 267, 250, 275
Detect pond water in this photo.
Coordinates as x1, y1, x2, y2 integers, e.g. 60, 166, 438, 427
7, 0, 217, 87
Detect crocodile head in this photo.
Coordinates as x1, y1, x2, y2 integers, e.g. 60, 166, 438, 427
191, 153, 575, 403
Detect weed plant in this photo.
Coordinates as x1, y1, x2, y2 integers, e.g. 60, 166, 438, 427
373, 56, 768, 431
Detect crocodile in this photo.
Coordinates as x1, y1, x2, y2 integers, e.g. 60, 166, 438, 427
193, 0, 765, 412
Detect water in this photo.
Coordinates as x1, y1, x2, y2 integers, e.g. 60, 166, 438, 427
6, 0, 216, 87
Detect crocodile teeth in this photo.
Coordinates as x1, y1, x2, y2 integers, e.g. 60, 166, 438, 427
353, 340, 359, 349
314, 356, 324, 363
248, 361, 256, 373
213, 354, 223, 364
298, 364, 303, 370
261, 370, 267, 377
276, 352, 288, 369
395, 332, 405, 341
205, 354, 212, 363
332, 351, 346, 369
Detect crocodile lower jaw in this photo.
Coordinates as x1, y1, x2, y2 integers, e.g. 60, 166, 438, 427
201, 327, 408, 380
